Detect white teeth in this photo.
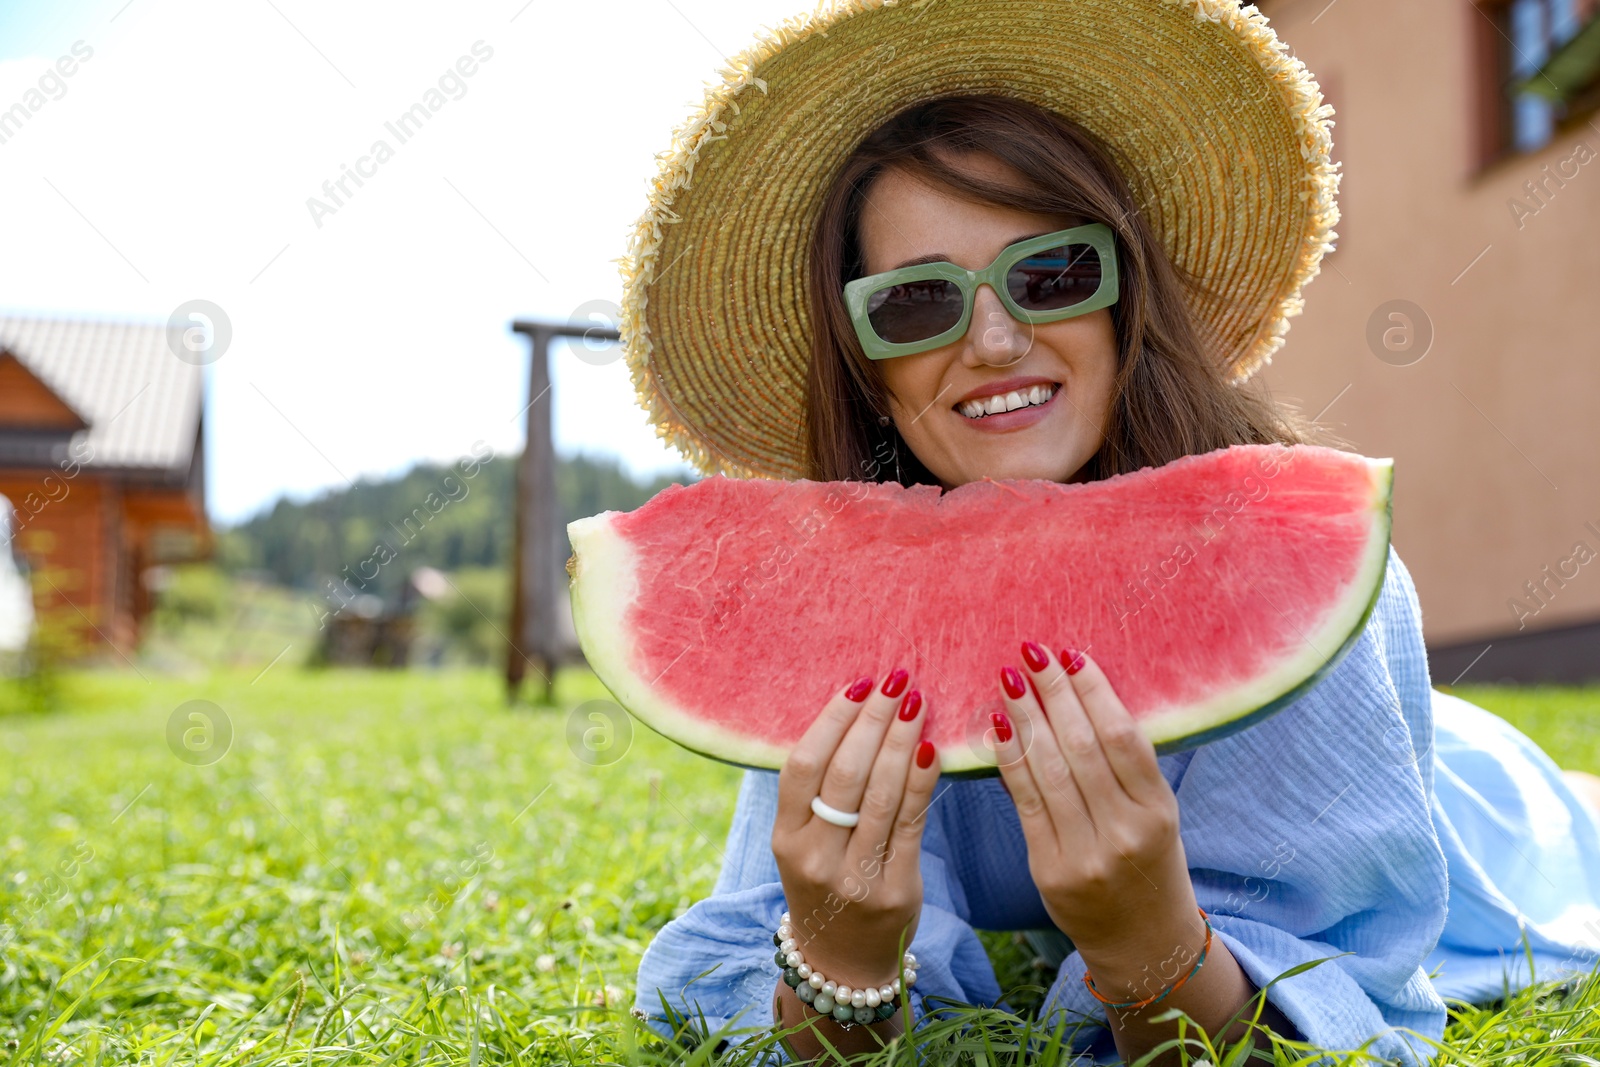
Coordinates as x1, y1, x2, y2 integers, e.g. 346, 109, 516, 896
958, 383, 1057, 420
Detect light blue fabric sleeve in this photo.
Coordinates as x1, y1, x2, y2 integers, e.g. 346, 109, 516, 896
1040, 547, 1449, 1065
1366, 550, 1436, 803
633, 768, 1001, 1052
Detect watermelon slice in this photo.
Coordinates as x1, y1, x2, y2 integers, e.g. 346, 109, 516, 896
566, 444, 1392, 775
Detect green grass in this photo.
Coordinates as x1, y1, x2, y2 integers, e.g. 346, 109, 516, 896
0, 671, 1596, 1065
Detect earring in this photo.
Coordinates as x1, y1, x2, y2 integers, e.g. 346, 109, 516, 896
883, 418, 905, 484
870, 411, 903, 484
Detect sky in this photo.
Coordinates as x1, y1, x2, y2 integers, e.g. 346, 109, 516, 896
0, 0, 805, 523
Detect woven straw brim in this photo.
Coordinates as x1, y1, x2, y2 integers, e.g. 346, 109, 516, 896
618, 0, 1340, 480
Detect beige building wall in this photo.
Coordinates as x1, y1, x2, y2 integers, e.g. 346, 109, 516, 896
1256, 0, 1600, 649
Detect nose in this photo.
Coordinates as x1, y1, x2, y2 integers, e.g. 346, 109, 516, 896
963, 283, 1030, 367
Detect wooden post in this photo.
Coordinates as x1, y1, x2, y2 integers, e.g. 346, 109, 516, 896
507, 319, 620, 704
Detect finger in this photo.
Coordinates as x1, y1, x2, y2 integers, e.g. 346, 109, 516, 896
816, 667, 912, 817
775, 673, 874, 831
1016, 645, 1126, 827
988, 705, 1060, 860
853, 687, 927, 846
1000, 662, 1099, 834
1060, 647, 1167, 801
886, 729, 943, 873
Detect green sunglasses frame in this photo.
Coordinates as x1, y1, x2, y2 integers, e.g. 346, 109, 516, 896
843, 222, 1120, 360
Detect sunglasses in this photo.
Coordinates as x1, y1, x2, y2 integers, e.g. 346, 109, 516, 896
843, 223, 1120, 360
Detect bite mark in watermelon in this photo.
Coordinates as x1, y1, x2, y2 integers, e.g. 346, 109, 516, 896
566, 444, 1392, 775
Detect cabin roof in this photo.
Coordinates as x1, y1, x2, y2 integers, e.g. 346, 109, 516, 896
0, 316, 203, 474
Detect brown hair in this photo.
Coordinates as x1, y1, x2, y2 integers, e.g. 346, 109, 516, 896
803, 93, 1316, 485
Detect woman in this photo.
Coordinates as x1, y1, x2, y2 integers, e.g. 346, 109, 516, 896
618, 2, 1600, 1062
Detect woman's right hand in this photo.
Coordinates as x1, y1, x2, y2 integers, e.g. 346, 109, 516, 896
771, 669, 941, 992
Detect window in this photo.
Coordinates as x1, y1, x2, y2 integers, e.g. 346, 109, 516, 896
1512, 0, 1578, 148
1474, 0, 1595, 164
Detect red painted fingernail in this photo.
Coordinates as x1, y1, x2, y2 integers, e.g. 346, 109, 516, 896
1060, 648, 1085, 675
991, 712, 1013, 744
1000, 665, 1026, 700
916, 740, 936, 769
1020, 640, 1049, 673
898, 690, 922, 721
846, 676, 874, 701
882, 667, 909, 698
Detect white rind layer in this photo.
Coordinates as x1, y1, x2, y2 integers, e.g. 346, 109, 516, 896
568, 455, 1394, 774
567, 512, 791, 769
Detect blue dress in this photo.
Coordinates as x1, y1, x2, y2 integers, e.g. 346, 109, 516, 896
634, 550, 1600, 1063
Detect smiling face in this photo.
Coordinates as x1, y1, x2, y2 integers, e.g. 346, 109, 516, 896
857, 153, 1119, 488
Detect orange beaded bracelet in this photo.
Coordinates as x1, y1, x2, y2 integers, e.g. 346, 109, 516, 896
1082, 908, 1213, 1012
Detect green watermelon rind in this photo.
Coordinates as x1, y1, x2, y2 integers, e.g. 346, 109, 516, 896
568, 457, 1394, 777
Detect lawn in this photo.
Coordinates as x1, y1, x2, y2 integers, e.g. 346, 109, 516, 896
0, 670, 1596, 1065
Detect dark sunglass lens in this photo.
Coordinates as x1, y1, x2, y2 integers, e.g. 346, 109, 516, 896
1007, 244, 1103, 312
865, 279, 964, 344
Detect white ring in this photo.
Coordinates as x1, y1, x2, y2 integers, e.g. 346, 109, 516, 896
810, 795, 861, 828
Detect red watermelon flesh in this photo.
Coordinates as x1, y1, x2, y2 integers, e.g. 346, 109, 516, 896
566, 444, 1392, 774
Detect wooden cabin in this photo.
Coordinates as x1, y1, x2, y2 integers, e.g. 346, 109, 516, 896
0, 316, 208, 655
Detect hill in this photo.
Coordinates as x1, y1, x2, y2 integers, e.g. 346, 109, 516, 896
217, 450, 691, 599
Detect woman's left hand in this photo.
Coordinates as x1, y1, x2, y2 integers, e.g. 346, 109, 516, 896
991, 641, 1204, 982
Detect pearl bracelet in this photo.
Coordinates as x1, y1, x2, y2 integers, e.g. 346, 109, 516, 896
772, 910, 918, 1027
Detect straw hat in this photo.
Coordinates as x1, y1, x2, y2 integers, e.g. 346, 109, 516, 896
617, 0, 1339, 480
